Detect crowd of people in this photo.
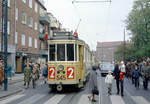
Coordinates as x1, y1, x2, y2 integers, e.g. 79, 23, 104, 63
88, 58, 150, 102
125, 58, 150, 90
0, 57, 48, 89
24, 58, 48, 89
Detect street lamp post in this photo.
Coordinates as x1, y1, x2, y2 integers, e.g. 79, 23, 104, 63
4, 0, 8, 91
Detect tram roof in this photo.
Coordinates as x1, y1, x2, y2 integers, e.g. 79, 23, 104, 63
49, 31, 84, 42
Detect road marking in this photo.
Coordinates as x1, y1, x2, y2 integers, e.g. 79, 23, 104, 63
78, 94, 90, 104
110, 95, 125, 104
19, 94, 45, 104
0, 94, 25, 104
132, 96, 149, 104
44, 94, 65, 104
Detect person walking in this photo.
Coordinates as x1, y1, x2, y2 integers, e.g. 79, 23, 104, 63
105, 70, 114, 95
141, 61, 149, 90
119, 61, 126, 96
24, 61, 32, 89
0, 63, 4, 89
42, 64, 48, 84
113, 62, 120, 95
7, 64, 12, 80
32, 64, 40, 88
88, 66, 98, 102
133, 64, 141, 89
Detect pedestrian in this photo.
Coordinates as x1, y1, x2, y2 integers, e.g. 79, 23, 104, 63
42, 64, 48, 84
131, 62, 135, 84
119, 61, 126, 96
24, 61, 32, 89
113, 62, 120, 95
32, 64, 40, 88
105, 70, 114, 95
7, 64, 12, 80
88, 66, 98, 102
141, 61, 149, 90
0, 63, 4, 89
133, 64, 141, 89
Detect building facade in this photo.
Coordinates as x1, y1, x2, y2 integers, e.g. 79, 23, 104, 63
96, 41, 123, 63
0, 0, 50, 73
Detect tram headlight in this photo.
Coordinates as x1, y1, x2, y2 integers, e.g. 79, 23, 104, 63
58, 65, 64, 71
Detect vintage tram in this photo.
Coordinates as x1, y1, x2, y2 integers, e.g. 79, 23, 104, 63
47, 31, 96, 91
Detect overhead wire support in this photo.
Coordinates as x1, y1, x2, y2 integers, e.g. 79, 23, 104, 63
72, 0, 111, 4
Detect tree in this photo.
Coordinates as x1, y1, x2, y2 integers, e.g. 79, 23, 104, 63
115, 0, 150, 61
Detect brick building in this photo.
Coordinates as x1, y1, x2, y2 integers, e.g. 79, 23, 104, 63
0, 0, 50, 73
96, 41, 123, 63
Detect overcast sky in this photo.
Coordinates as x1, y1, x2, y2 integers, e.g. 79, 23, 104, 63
45, 0, 134, 51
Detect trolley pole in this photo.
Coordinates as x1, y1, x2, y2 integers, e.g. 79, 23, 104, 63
123, 28, 126, 63
4, 0, 8, 91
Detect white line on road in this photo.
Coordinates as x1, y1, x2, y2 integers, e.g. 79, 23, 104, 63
0, 94, 25, 104
19, 94, 45, 104
132, 96, 150, 104
78, 94, 90, 104
44, 94, 66, 104
110, 95, 125, 104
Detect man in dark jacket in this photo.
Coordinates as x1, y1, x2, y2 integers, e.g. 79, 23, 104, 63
113, 62, 120, 95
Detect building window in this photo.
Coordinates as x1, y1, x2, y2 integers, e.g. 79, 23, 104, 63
22, 0, 26, 3
34, 22, 38, 30
29, 37, 32, 47
7, 21, 10, 35
15, 8, 18, 21
40, 24, 44, 33
34, 39, 37, 48
22, 12, 27, 24
34, 2, 38, 13
29, 17, 33, 27
15, 32, 18, 44
29, 0, 32, 8
8, 0, 10, 7
22, 34, 25, 46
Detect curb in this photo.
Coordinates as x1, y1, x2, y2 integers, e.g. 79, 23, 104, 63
0, 89, 23, 99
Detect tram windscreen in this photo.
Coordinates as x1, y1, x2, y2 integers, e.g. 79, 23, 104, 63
49, 45, 55, 61
57, 44, 65, 61
67, 44, 74, 61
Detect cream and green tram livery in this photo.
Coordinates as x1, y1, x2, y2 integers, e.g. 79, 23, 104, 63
47, 31, 95, 91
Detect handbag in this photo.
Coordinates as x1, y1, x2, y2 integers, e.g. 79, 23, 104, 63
92, 87, 99, 95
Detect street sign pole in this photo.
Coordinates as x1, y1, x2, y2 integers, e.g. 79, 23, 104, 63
4, 0, 8, 91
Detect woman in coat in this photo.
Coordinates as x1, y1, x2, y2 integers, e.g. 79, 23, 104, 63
88, 66, 98, 102
0, 63, 4, 89
24, 61, 32, 89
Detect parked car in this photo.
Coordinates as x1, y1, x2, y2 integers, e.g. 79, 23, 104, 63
100, 63, 114, 77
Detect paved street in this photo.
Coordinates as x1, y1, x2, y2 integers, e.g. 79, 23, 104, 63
0, 72, 150, 104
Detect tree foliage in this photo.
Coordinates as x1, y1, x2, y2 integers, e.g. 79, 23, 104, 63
115, 0, 150, 61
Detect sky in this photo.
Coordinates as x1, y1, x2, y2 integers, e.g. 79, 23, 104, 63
44, 0, 134, 51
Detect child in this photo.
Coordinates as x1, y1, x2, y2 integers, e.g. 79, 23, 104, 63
105, 70, 114, 95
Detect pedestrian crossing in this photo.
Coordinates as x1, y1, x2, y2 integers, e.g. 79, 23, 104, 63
0, 93, 150, 104
110, 95, 125, 104
44, 94, 65, 104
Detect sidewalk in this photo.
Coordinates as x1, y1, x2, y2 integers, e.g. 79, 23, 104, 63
0, 74, 24, 99
8, 73, 24, 85
0, 86, 22, 99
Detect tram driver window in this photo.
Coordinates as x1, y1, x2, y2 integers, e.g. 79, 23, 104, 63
49, 45, 55, 61
57, 44, 65, 61
67, 44, 74, 61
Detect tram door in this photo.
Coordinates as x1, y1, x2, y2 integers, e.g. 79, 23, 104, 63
79, 45, 84, 80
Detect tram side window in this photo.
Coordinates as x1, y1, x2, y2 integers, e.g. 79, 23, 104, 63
49, 45, 55, 61
67, 44, 74, 61
57, 44, 65, 61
